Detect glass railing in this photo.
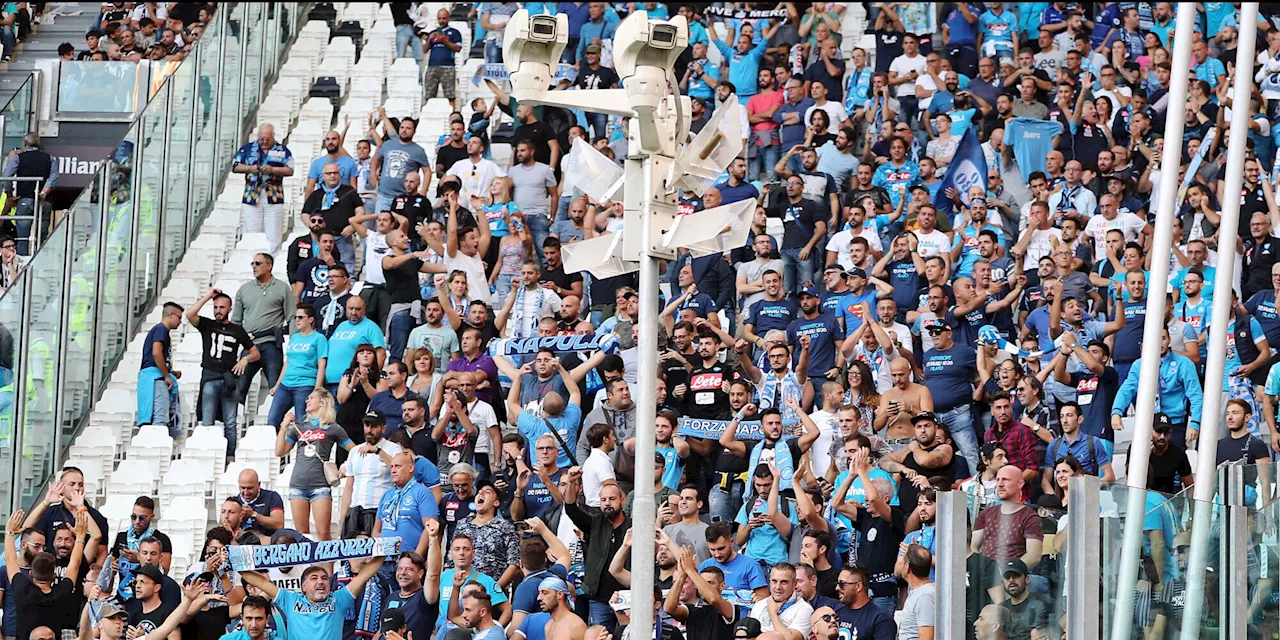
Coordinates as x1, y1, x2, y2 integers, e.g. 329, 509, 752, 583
0, 2, 307, 512
2, 72, 35, 152
55, 61, 150, 116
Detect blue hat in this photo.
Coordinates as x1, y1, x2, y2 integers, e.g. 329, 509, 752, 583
798, 285, 820, 299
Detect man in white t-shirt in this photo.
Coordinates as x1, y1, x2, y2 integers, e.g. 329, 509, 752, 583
580, 423, 617, 508
912, 205, 951, 260
1013, 200, 1063, 271
888, 33, 928, 126
446, 137, 505, 205
437, 193, 492, 304
1084, 193, 1150, 262
749, 563, 813, 638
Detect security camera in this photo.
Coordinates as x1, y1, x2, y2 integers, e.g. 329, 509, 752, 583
613, 11, 688, 152
502, 10, 568, 103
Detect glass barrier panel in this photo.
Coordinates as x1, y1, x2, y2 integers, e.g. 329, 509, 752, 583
0, 268, 23, 511
163, 63, 195, 275
1252, 497, 1280, 636
94, 126, 139, 385
1, 73, 33, 152
217, 4, 245, 162
1100, 484, 1223, 639
60, 193, 102, 457
57, 62, 147, 115
191, 10, 223, 232
17, 222, 65, 508
243, 3, 264, 109
130, 88, 169, 320
265, 4, 280, 78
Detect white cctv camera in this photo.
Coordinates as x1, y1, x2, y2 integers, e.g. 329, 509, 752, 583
613, 10, 688, 151
502, 10, 568, 103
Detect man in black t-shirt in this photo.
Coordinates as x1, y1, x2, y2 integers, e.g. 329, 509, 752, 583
187, 290, 258, 458
769, 175, 828, 297
435, 121, 471, 178
538, 237, 584, 300
1216, 399, 1271, 496
6, 510, 87, 640
286, 214, 325, 285
390, 172, 432, 228
1131, 413, 1194, 495
109, 497, 174, 581
664, 546, 737, 640
125, 564, 178, 635
514, 104, 560, 168
300, 161, 365, 275
292, 230, 338, 306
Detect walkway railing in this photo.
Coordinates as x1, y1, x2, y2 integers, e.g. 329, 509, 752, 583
0, 2, 310, 513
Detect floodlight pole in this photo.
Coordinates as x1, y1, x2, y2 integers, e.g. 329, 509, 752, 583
1180, 4, 1260, 638
1109, 2, 1196, 638
629, 152, 660, 640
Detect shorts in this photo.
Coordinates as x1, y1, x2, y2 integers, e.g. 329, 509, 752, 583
289, 487, 333, 501
424, 65, 456, 100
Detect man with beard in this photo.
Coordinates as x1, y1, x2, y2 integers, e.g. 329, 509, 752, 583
748, 563, 812, 639
0, 526, 46, 638
497, 261, 562, 341
109, 496, 173, 593
971, 466, 1044, 572
187, 289, 259, 458
672, 330, 736, 421
389, 172, 432, 230
723, 405, 820, 507
384, 551, 433, 640
999, 559, 1052, 639
561, 473, 631, 631
339, 409, 401, 538
714, 157, 760, 205
746, 68, 784, 181
833, 564, 897, 639
740, 342, 808, 427
239, 555, 385, 639
743, 270, 797, 358
788, 286, 846, 395
445, 326, 498, 405
879, 412, 955, 514
435, 121, 470, 179
125, 564, 177, 635
765, 174, 827, 298
25, 468, 110, 555
550, 198, 589, 244
950, 199, 1005, 279
233, 468, 286, 541
304, 129, 358, 198
817, 127, 859, 191
370, 117, 430, 214
406, 299, 460, 376
513, 576, 585, 640
292, 229, 338, 307
664, 546, 737, 640
74, 592, 194, 640
6, 510, 87, 639
312, 264, 353, 338
286, 211, 327, 284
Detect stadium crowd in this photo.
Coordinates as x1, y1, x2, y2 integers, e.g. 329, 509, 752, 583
8, 2, 1280, 640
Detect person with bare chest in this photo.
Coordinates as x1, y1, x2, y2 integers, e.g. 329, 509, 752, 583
874, 358, 934, 449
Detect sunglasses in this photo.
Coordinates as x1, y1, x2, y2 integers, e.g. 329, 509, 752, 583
251, 261, 265, 266
131, 513, 150, 521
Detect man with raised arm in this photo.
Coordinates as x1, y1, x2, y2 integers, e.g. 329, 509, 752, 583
237, 553, 386, 639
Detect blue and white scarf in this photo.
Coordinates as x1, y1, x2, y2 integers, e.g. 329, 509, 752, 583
757, 370, 803, 424
977, 325, 1043, 359
320, 182, 341, 209
746, 436, 795, 502
510, 285, 549, 338
380, 479, 420, 530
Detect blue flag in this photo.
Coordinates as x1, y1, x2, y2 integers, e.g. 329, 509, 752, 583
931, 127, 988, 216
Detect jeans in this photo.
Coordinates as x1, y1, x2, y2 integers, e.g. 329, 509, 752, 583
289, 487, 333, 501
374, 194, 395, 216
587, 111, 609, 140
335, 235, 356, 276
201, 378, 240, 457
395, 25, 422, 61
484, 39, 502, 63
871, 595, 897, 616
898, 95, 921, 131
0, 26, 16, 59
1044, 376, 1077, 405
525, 212, 552, 265
268, 384, 313, 429
587, 599, 617, 633
494, 273, 516, 303
781, 247, 817, 298
387, 309, 417, 360
749, 143, 781, 181
14, 197, 52, 255
555, 194, 573, 223
236, 340, 283, 405
938, 404, 979, 476
241, 202, 285, 254
709, 479, 745, 525
147, 378, 174, 435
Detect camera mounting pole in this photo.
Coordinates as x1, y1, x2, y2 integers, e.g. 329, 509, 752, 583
503, 11, 746, 634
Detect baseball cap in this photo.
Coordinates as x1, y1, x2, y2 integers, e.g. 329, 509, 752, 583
100, 600, 129, 620
733, 618, 763, 638
1153, 413, 1173, 433
585, 44, 602, 54
380, 608, 406, 633
847, 267, 867, 279
363, 409, 387, 425
135, 563, 165, 585
798, 285, 820, 299
1003, 558, 1030, 576
654, 452, 667, 465
924, 318, 952, 334
910, 411, 938, 425
998, 56, 1014, 67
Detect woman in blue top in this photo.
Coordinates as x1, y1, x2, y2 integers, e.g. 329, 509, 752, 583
274, 387, 356, 541
269, 305, 329, 430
